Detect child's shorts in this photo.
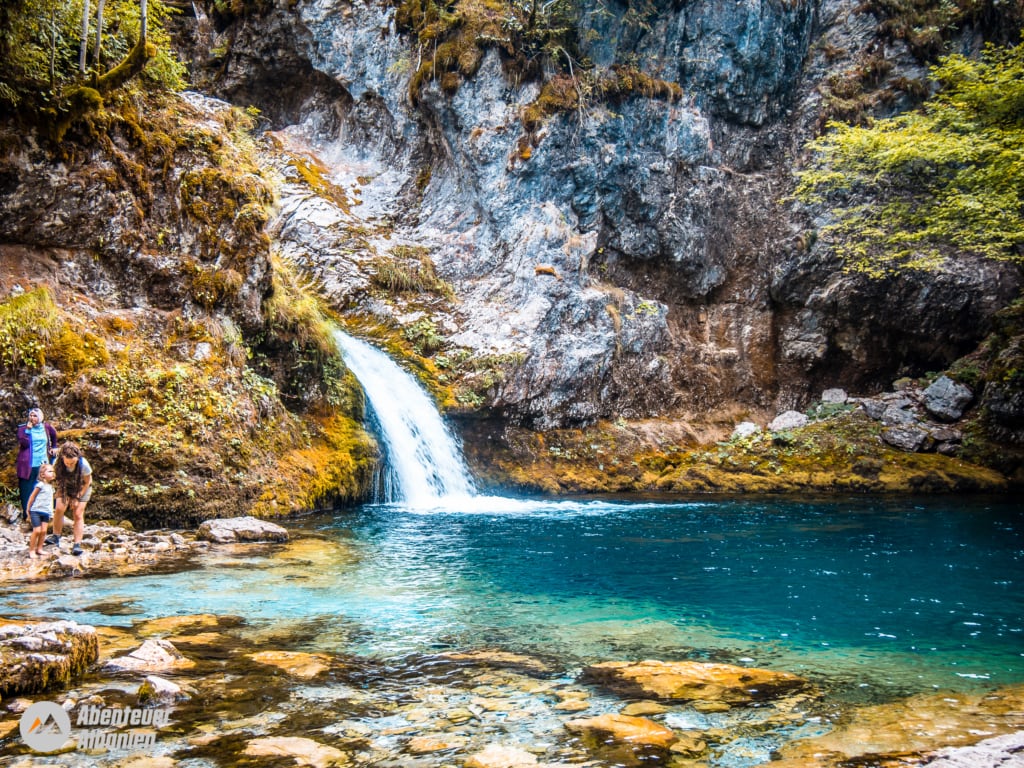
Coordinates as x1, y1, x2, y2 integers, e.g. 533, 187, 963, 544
29, 510, 52, 529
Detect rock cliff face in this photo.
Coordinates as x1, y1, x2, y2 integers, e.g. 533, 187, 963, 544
189, 0, 1021, 434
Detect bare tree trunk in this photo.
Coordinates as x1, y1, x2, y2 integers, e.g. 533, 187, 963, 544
49, 4, 57, 89
93, 0, 106, 68
78, 0, 91, 75
140, 0, 147, 41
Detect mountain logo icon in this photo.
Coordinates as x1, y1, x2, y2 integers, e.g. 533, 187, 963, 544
19, 701, 71, 753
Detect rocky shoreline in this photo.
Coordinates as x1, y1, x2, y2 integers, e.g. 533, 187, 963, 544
1, 515, 1022, 767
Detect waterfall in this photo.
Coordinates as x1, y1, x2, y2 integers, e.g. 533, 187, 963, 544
335, 330, 476, 507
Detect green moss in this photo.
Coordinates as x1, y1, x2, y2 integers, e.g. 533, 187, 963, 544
0, 287, 62, 371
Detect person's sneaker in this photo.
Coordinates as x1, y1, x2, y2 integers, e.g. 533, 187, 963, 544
71, 543, 83, 556
44, 534, 59, 545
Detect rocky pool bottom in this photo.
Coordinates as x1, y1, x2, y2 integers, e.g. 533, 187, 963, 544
1, 497, 1022, 767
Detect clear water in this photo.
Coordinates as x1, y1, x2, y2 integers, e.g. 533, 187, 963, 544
4, 495, 1022, 702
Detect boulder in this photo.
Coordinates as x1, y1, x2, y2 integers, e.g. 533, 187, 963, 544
882, 425, 930, 453
581, 660, 809, 705
731, 421, 761, 439
196, 516, 289, 544
821, 388, 847, 404
881, 406, 917, 426
0, 620, 98, 697
104, 638, 195, 674
768, 411, 808, 432
565, 713, 677, 749
860, 399, 887, 420
924, 375, 973, 422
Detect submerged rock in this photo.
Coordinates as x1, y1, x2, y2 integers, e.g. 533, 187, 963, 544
196, 516, 290, 544
248, 650, 333, 679
581, 659, 809, 704
243, 735, 348, 767
138, 674, 189, 704
0, 620, 98, 697
463, 744, 540, 768
773, 684, 1024, 766
565, 713, 678, 749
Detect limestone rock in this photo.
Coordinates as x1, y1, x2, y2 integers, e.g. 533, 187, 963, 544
924, 375, 973, 422
196, 516, 289, 544
821, 388, 848, 404
731, 422, 761, 439
582, 659, 809, 704
565, 713, 678, 749
0, 620, 98, 697
882, 425, 930, 453
104, 638, 195, 674
881, 405, 918, 426
438, 649, 556, 677
925, 731, 1024, 767
774, 685, 1024, 766
243, 736, 348, 768
768, 411, 808, 432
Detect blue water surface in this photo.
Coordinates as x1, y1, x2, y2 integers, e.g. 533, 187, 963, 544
3, 495, 1022, 700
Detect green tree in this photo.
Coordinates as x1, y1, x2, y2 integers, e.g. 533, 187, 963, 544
794, 40, 1024, 276
0, 0, 182, 140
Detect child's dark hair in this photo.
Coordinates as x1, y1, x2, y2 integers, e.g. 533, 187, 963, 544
54, 442, 84, 499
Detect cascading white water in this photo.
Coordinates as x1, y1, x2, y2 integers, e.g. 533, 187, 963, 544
335, 330, 476, 507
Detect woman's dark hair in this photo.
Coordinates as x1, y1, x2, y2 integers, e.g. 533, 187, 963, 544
54, 442, 84, 499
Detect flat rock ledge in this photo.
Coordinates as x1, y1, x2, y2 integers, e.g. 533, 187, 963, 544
1, 515, 290, 583
0, 620, 98, 697
196, 516, 289, 544
581, 659, 810, 705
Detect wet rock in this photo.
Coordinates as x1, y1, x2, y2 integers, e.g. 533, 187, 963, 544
669, 732, 708, 757
464, 744, 539, 768
196, 516, 289, 544
581, 660, 809, 705
248, 650, 332, 679
0, 620, 98, 697
104, 639, 195, 674
243, 735, 348, 767
924, 375, 974, 422
0, 521, 201, 583
882, 425, 930, 453
138, 675, 189, 704
731, 422, 761, 439
565, 713, 678, 749
768, 411, 808, 432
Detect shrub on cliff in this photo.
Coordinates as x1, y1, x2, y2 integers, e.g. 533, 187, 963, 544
794, 40, 1024, 276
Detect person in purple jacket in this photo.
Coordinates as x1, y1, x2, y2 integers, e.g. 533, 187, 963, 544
16, 407, 58, 519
